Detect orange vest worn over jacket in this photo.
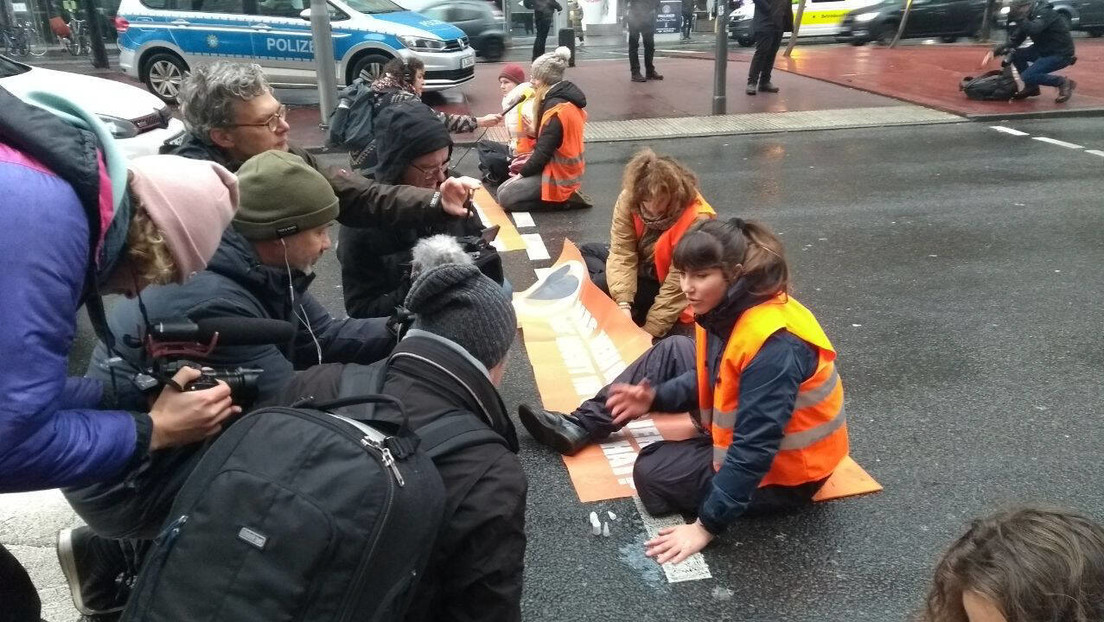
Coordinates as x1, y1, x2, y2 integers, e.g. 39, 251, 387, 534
632, 194, 716, 324
538, 102, 586, 202
695, 294, 848, 487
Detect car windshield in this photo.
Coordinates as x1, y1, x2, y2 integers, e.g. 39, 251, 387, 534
341, 0, 404, 14
0, 55, 31, 79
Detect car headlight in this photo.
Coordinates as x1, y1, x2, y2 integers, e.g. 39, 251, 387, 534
854, 11, 880, 22
398, 35, 447, 52
999, 6, 1009, 13
97, 115, 139, 139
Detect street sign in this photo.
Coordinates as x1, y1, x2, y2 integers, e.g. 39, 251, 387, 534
655, 0, 680, 33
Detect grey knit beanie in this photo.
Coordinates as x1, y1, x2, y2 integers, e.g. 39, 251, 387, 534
404, 262, 517, 369
531, 46, 572, 85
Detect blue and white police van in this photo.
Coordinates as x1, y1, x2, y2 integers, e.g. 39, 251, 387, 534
115, 0, 476, 102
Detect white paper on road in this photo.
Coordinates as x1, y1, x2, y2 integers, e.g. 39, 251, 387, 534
632, 495, 712, 583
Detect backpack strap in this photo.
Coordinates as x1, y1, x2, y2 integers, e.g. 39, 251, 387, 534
416, 410, 509, 460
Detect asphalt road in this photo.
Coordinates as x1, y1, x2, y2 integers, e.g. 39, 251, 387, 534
9, 115, 1104, 620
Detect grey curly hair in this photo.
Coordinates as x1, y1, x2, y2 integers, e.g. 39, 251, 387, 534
178, 62, 271, 143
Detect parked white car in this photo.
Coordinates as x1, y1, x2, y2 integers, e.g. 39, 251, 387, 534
0, 54, 185, 159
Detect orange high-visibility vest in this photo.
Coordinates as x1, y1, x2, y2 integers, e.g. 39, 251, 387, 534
632, 194, 715, 324
538, 102, 586, 202
695, 294, 848, 487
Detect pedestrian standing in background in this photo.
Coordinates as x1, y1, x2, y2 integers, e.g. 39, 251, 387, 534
531, 0, 563, 59
681, 0, 695, 41
747, 0, 792, 95
627, 0, 664, 82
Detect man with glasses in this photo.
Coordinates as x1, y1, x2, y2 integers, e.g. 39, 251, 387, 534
338, 100, 496, 318
167, 61, 480, 231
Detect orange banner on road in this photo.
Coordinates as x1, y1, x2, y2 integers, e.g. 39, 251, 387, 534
514, 240, 882, 503
472, 186, 525, 252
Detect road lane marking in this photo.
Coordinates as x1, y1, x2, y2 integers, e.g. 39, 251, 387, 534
1033, 136, 1083, 149
521, 233, 551, 261
990, 126, 1029, 136
632, 495, 712, 583
1086, 150, 1104, 158
512, 212, 536, 228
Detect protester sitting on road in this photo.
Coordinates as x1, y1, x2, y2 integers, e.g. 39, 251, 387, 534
279, 238, 527, 622
348, 57, 502, 175
580, 149, 715, 341
339, 100, 493, 319
499, 63, 535, 157
924, 506, 1104, 622
498, 46, 592, 212
61, 150, 397, 617
992, 0, 1076, 103
0, 88, 239, 620
519, 218, 849, 564
168, 61, 481, 228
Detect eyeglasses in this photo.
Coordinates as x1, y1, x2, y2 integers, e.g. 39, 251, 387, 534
230, 104, 288, 132
409, 160, 449, 183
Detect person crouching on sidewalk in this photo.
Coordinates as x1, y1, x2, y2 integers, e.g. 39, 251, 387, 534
992, 0, 1076, 103
497, 47, 592, 212
580, 148, 715, 341
519, 217, 849, 564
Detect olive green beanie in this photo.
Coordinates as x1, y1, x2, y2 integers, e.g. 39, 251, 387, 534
233, 150, 339, 240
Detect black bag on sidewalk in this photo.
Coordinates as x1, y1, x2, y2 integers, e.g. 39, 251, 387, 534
121, 393, 446, 622
960, 67, 1017, 101
476, 139, 511, 186
558, 27, 576, 66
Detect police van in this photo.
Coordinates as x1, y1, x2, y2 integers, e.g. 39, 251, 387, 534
728, 0, 883, 46
115, 0, 476, 102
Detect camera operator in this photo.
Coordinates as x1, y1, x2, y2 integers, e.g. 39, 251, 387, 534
61, 150, 396, 615
0, 89, 239, 620
993, 0, 1076, 102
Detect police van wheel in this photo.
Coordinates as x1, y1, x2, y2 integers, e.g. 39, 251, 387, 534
351, 53, 390, 84
482, 37, 505, 61
144, 53, 189, 104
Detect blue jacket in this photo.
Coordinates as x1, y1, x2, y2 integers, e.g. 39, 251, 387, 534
652, 282, 817, 533
86, 227, 396, 411
0, 88, 149, 492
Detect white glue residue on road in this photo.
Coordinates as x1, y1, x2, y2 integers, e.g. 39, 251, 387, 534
632, 495, 712, 583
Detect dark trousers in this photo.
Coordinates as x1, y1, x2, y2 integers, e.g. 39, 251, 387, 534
748, 28, 783, 85
681, 10, 694, 38
0, 544, 39, 622
1011, 45, 1071, 88
628, 22, 656, 76
580, 242, 661, 328
571, 335, 698, 439
533, 12, 553, 59
633, 436, 827, 517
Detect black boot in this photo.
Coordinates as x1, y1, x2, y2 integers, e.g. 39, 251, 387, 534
1011, 84, 1041, 100
758, 82, 780, 93
631, 73, 647, 83
1056, 78, 1075, 103
646, 70, 664, 80
57, 527, 130, 620
518, 404, 591, 455
746, 82, 757, 95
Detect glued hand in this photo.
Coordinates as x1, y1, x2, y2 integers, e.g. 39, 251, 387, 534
645, 520, 714, 565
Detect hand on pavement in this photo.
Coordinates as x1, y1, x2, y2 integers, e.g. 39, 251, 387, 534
439, 176, 482, 218
148, 367, 239, 451
645, 520, 715, 565
606, 379, 655, 427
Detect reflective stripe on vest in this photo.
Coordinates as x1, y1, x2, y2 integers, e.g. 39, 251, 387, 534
695, 295, 849, 487
631, 195, 715, 324
538, 102, 586, 202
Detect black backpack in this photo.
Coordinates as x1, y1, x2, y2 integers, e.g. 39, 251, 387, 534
120, 396, 435, 621
327, 79, 377, 151
960, 66, 1018, 101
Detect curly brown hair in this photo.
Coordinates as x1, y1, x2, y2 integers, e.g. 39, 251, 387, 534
621, 148, 699, 226
125, 186, 177, 287
923, 506, 1104, 622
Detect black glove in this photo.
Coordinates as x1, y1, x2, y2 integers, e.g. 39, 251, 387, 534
992, 44, 1010, 55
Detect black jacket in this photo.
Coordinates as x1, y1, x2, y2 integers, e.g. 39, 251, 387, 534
167, 134, 449, 231
1008, 1, 1075, 58
86, 227, 395, 409
274, 333, 527, 622
519, 81, 587, 178
753, 0, 794, 32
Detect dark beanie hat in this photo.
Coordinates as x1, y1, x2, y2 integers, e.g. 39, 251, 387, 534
374, 100, 453, 184
404, 263, 517, 370
233, 150, 338, 240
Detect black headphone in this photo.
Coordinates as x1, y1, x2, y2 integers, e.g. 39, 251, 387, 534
401, 57, 415, 84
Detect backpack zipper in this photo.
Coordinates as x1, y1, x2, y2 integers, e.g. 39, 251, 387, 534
328, 414, 405, 487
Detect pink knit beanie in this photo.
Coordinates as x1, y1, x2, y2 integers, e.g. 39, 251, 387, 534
127, 155, 239, 282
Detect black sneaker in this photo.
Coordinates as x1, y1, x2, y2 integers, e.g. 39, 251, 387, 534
758, 82, 780, 93
57, 527, 129, 618
1011, 85, 1041, 100
1056, 78, 1075, 103
631, 73, 647, 83
646, 71, 664, 80
746, 82, 758, 95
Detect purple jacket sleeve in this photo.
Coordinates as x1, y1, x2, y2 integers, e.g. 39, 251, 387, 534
0, 160, 139, 493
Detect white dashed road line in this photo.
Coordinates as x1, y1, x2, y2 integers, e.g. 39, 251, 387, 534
520, 233, 551, 261
989, 125, 1029, 136
632, 495, 713, 583
1086, 150, 1104, 158
1032, 136, 1083, 150
512, 212, 536, 228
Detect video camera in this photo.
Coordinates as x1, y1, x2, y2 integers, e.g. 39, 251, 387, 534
115, 316, 296, 409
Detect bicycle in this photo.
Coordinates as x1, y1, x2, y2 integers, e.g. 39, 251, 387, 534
61, 18, 89, 55
5, 21, 46, 57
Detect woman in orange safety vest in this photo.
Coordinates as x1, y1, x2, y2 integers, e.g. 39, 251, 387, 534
580, 149, 715, 340
518, 217, 848, 565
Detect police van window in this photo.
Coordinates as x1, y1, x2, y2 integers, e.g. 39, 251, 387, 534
341, 0, 402, 14
139, 0, 176, 8
256, 0, 304, 17
191, 0, 245, 12
422, 5, 446, 19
